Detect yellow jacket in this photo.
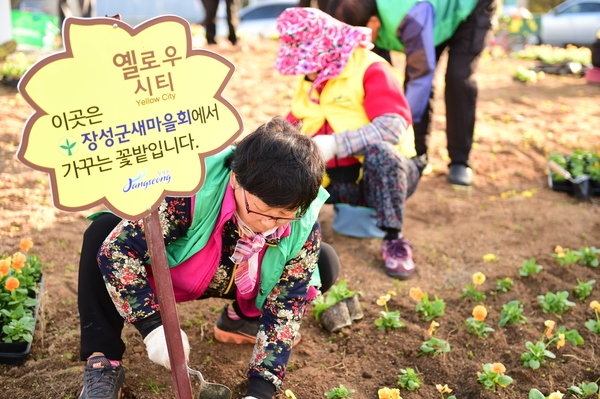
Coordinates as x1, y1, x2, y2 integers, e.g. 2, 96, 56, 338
290, 47, 416, 161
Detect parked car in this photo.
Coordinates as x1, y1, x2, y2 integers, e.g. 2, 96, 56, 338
96, 0, 204, 27
216, 0, 296, 39
540, 0, 600, 47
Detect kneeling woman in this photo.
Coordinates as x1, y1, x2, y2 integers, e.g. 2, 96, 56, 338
77, 117, 340, 399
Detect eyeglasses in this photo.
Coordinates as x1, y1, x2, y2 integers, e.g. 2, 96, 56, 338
242, 188, 303, 223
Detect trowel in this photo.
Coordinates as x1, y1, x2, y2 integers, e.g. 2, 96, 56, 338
188, 366, 232, 399
548, 160, 591, 200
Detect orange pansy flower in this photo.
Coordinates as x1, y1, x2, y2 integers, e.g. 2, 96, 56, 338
427, 320, 440, 336
409, 287, 424, 302
472, 305, 488, 321
0, 259, 10, 277
5, 276, 20, 291
544, 320, 555, 338
19, 237, 34, 252
491, 362, 506, 375
12, 252, 26, 270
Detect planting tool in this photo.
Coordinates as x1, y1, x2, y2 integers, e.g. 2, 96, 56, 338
548, 160, 590, 200
187, 366, 232, 399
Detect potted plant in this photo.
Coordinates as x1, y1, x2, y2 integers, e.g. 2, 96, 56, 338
312, 280, 363, 333
548, 152, 571, 192
0, 52, 35, 88
0, 238, 43, 365
548, 149, 600, 196
586, 152, 600, 192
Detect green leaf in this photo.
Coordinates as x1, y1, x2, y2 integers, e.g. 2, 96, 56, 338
581, 382, 599, 395
528, 389, 546, 399
529, 359, 540, 369
497, 375, 513, 387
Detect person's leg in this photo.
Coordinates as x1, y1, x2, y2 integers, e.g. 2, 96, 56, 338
324, 163, 362, 205
201, 0, 219, 44
78, 213, 126, 361
225, 0, 238, 44
444, 0, 496, 168
362, 142, 420, 233
316, 0, 329, 11
408, 45, 446, 158
361, 142, 421, 278
318, 242, 340, 293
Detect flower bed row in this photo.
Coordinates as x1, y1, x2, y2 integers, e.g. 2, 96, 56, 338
0, 238, 43, 365
308, 246, 600, 399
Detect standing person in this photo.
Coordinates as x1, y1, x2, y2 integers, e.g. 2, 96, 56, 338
297, 0, 329, 11
201, 0, 239, 45
77, 117, 340, 399
275, 8, 423, 279
328, 0, 497, 186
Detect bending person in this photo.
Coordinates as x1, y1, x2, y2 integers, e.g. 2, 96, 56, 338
328, 0, 497, 186
77, 117, 340, 399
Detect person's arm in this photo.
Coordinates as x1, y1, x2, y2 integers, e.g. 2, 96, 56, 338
399, 2, 436, 123
97, 197, 193, 324
333, 63, 411, 158
285, 111, 300, 126
245, 224, 321, 399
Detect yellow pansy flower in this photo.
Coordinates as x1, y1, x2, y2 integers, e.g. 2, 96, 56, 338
472, 272, 486, 286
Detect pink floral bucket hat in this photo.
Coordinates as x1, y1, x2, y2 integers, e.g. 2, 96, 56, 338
275, 7, 373, 102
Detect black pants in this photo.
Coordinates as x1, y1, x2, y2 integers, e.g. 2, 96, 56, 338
298, 0, 329, 10
409, 0, 496, 166
201, 0, 238, 44
78, 213, 340, 360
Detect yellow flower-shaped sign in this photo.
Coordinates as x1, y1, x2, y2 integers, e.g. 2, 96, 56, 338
17, 16, 243, 219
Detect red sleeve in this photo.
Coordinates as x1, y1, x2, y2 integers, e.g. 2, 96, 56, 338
363, 63, 412, 125
285, 111, 329, 136
285, 111, 299, 125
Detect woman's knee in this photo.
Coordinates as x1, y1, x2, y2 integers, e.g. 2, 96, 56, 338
80, 213, 121, 269
318, 242, 340, 293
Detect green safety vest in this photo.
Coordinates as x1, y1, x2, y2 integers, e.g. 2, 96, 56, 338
375, 0, 478, 51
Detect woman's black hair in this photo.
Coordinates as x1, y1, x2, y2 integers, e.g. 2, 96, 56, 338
326, 0, 378, 27
227, 117, 325, 215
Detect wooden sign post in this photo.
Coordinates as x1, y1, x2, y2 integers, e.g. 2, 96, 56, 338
16, 15, 243, 399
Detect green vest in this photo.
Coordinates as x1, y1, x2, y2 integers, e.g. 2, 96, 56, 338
376, 0, 478, 51
164, 147, 330, 308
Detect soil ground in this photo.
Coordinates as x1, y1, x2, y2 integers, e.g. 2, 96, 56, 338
1, 37, 599, 399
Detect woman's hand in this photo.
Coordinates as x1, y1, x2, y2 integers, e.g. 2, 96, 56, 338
312, 135, 338, 162
143, 325, 190, 370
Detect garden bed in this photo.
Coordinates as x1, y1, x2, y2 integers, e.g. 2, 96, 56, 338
1, 40, 600, 398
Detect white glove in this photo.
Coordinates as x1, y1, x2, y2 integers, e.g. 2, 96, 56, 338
143, 325, 190, 370
243, 397, 259, 399
312, 134, 338, 163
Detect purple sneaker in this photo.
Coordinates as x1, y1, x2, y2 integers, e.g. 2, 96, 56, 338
381, 238, 415, 279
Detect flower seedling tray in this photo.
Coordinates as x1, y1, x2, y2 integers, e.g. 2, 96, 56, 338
547, 171, 600, 197
0, 277, 43, 366
0, 341, 32, 366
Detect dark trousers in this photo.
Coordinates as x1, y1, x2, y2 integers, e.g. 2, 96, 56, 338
325, 142, 421, 232
201, 0, 238, 44
409, 0, 496, 166
78, 213, 339, 361
297, 0, 329, 10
